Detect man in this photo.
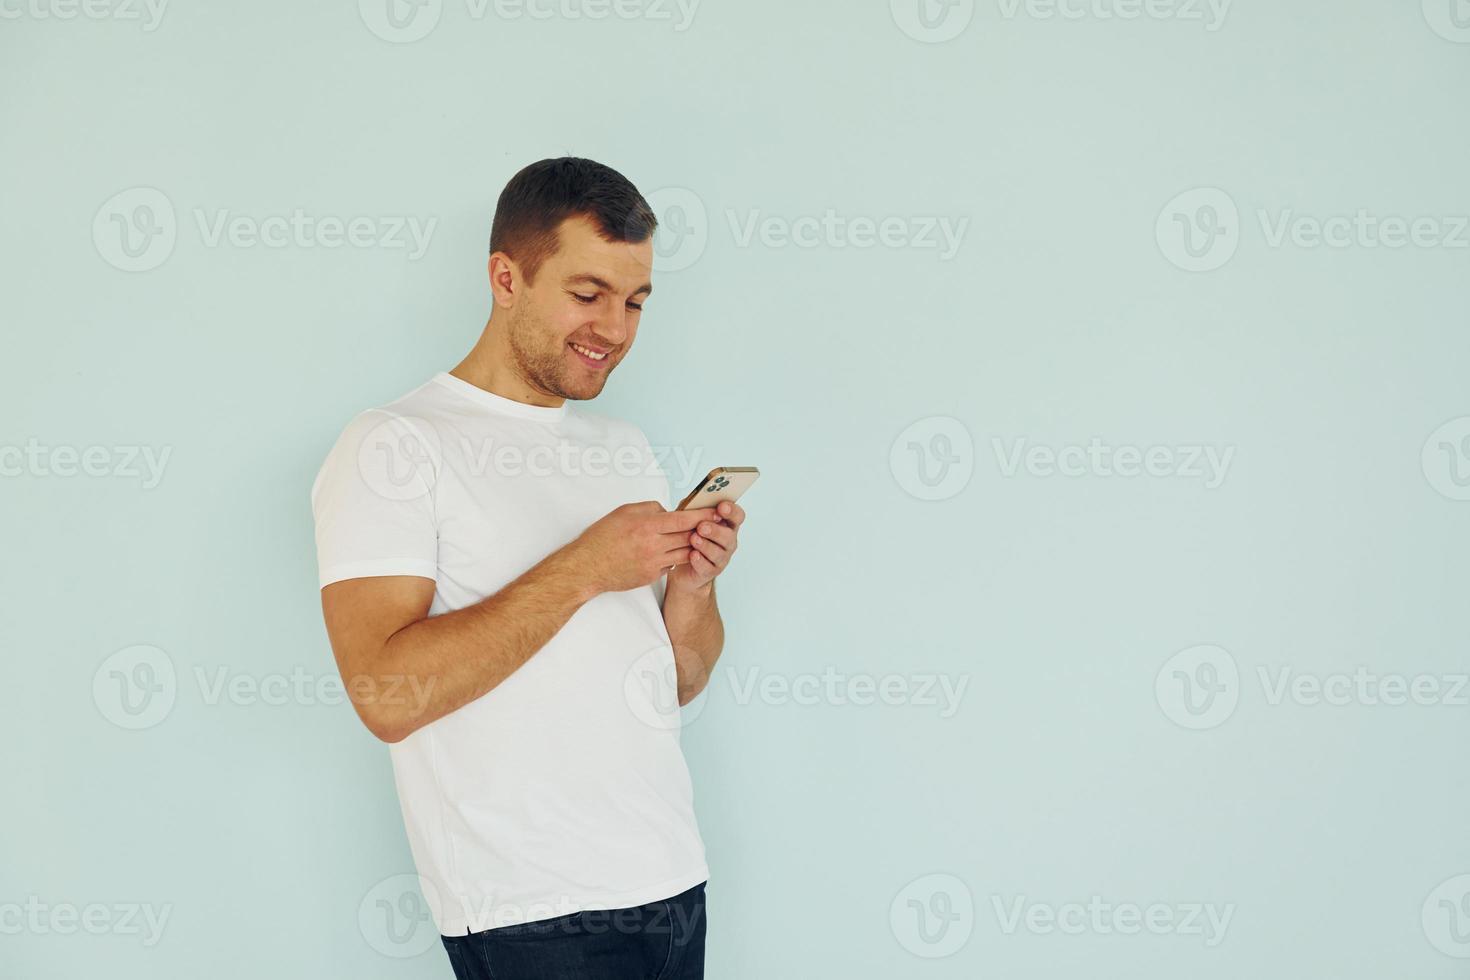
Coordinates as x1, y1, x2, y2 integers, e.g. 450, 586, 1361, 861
310, 157, 743, 980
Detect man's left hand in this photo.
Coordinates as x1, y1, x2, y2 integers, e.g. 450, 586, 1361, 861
668, 500, 744, 594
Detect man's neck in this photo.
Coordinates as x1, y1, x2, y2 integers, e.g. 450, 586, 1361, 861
450, 322, 564, 409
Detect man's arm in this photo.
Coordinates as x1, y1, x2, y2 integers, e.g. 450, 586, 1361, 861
662, 580, 724, 706
321, 548, 590, 743
321, 501, 714, 743
661, 500, 745, 705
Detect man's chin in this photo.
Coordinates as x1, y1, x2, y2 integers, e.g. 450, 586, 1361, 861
553, 375, 610, 402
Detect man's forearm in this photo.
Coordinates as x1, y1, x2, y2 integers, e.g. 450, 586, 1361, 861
367, 548, 595, 740
662, 581, 724, 705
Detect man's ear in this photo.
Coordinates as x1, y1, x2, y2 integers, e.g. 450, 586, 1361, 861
488, 252, 519, 308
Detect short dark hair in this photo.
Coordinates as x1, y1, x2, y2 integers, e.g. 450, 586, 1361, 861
489, 157, 658, 286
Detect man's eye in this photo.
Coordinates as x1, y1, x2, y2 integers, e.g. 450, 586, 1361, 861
627, 302, 643, 312
573, 293, 597, 304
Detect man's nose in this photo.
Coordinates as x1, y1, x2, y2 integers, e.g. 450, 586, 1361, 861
592, 306, 630, 346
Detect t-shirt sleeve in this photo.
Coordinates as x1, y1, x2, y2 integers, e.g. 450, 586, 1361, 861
310, 409, 440, 589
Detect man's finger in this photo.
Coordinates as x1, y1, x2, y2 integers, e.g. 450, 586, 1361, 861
660, 532, 699, 552
694, 520, 736, 549
717, 501, 745, 528
689, 532, 728, 566
656, 507, 716, 533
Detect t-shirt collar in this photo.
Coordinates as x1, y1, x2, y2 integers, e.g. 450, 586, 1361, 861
432, 372, 570, 423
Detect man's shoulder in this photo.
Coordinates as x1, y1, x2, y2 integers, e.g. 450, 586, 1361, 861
314, 377, 449, 482
369, 374, 456, 420
331, 375, 463, 439
331, 378, 654, 454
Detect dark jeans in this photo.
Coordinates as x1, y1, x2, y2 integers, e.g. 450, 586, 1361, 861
441, 881, 707, 980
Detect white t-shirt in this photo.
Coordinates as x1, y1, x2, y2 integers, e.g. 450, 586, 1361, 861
311, 371, 707, 936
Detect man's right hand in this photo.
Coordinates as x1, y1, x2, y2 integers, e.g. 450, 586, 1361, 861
568, 501, 716, 595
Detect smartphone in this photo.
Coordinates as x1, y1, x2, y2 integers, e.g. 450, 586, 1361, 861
676, 466, 760, 512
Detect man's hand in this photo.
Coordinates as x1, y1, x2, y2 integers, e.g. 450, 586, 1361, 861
667, 500, 745, 595
568, 501, 718, 594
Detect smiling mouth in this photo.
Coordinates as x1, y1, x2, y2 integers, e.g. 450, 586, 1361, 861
568, 341, 611, 368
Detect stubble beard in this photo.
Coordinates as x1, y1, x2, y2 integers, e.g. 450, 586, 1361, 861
506, 304, 608, 402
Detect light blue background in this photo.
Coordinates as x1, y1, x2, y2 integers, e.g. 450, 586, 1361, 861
3, 0, 1469, 976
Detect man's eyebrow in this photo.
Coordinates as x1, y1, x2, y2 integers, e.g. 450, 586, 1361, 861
563, 273, 653, 298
